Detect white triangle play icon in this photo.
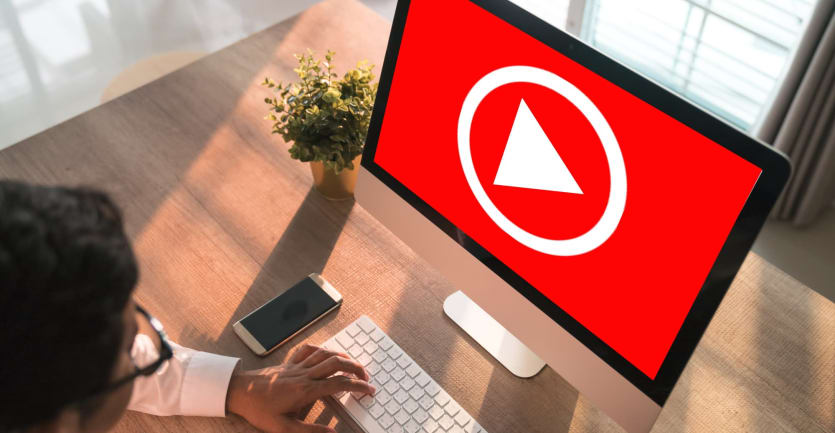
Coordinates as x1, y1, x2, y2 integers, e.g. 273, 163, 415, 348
493, 99, 583, 194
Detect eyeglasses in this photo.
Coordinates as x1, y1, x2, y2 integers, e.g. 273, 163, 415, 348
82, 304, 174, 401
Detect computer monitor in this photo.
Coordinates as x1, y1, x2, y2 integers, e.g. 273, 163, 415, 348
354, 0, 791, 431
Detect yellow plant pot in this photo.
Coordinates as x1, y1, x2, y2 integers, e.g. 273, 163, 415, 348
309, 155, 362, 200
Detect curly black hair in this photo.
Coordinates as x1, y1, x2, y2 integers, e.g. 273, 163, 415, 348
0, 181, 138, 431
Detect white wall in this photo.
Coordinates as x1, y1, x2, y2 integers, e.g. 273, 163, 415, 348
0, 0, 323, 150
0, 0, 572, 151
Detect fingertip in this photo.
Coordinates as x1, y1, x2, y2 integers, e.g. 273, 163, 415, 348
359, 379, 376, 395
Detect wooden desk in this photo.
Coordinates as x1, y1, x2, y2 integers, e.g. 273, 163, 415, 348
0, 1, 831, 432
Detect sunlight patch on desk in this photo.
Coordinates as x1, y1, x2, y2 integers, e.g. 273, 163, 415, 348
133, 181, 264, 342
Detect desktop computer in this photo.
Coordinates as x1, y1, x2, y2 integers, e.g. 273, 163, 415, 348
349, 0, 791, 431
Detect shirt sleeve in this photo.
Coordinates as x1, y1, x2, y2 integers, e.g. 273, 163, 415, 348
127, 334, 240, 417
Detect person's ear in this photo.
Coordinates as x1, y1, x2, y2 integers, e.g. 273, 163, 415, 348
25, 409, 82, 433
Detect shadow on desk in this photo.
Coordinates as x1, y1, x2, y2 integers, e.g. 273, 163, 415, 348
216, 188, 354, 366
367, 231, 582, 432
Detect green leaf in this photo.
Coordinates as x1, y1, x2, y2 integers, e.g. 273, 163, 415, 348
260, 50, 376, 171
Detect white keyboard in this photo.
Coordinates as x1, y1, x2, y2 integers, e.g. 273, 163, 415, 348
323, 316, 488, 433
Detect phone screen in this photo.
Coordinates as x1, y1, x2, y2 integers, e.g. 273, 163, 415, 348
240, 277, 339, 351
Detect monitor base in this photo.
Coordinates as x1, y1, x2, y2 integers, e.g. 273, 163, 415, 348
443, 290, 546, 378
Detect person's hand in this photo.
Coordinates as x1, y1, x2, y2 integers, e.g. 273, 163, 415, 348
226, 343, 376, 433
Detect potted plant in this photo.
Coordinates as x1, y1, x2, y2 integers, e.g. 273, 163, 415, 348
262, 50, 377, 200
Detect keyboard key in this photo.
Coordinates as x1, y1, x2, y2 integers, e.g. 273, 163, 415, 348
322, 340, 339, 352
370, 328, 385, 342
439, 414, 455, 430
336, 332, 354, 349
404, 419, 421, 433
388, 424, 404, 433
406, 363, 421, 378
413, 408, 429, 424
346, 323, 361, 336
469, 422, 486, 433
403, 399, 419, 414
401, 377, 415, 391
376, 371, 391, 385
359, 395, 375, 408
395, 409, 411, 425
428, 405, 444, 420
351, 389, 369, 401
425, 382, 441, 396
348, 345, 364, 358
366, 361, 381, 376
450, 426, 466, 433
357, 353, 373, 366
368, 403, 385, 419
372, 350, 388, 363
455, 411, 471, 426
445, 400, 461, 416
382, 359, 397, 372
363, 341, 378, 354
394, 390, 410, 404
379, 414, 395, 429
397, 356, 411, 369
385, 381, 399, 394
357, 317, 376, 333
419, 395, 435, 411
375, 390, 392, 405
385, 400, 400, 415
415, 372, 431, 387
369, 378, 383, 391
409, 387, 424, 401
391, 368, 407, 381
388, 346, 404, 360
435, 390, 450, 407
379, 337, 394, 351
356, 333, 370, 345
423, 418, 439, 433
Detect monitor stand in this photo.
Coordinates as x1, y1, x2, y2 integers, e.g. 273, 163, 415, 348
443, 290, 546, 378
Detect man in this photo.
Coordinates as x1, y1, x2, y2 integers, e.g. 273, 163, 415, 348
0, 181, 375, 433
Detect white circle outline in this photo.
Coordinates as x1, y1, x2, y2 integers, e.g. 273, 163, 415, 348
458, 66, 627, 256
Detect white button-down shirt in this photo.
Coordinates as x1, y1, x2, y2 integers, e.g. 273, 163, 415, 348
127, 334, 240, 417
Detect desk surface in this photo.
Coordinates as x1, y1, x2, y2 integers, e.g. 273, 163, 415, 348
0, 1, 832, 432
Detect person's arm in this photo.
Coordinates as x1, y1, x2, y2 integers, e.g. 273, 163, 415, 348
128, 333, 375, 433
127, 334, 239, 417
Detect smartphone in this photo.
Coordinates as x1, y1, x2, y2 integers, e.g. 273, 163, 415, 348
233, 273, 342, 356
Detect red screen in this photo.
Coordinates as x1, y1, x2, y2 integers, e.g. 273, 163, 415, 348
373, 0, 762, 379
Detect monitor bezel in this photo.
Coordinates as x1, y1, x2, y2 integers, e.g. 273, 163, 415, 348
360, 0, 791, 405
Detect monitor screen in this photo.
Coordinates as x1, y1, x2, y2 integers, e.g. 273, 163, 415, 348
363, 0, 777, 403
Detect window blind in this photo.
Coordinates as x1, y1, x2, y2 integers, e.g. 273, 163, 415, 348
581, 0, 817, 130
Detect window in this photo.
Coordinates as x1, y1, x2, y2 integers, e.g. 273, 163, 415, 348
511, 0, 818, 131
